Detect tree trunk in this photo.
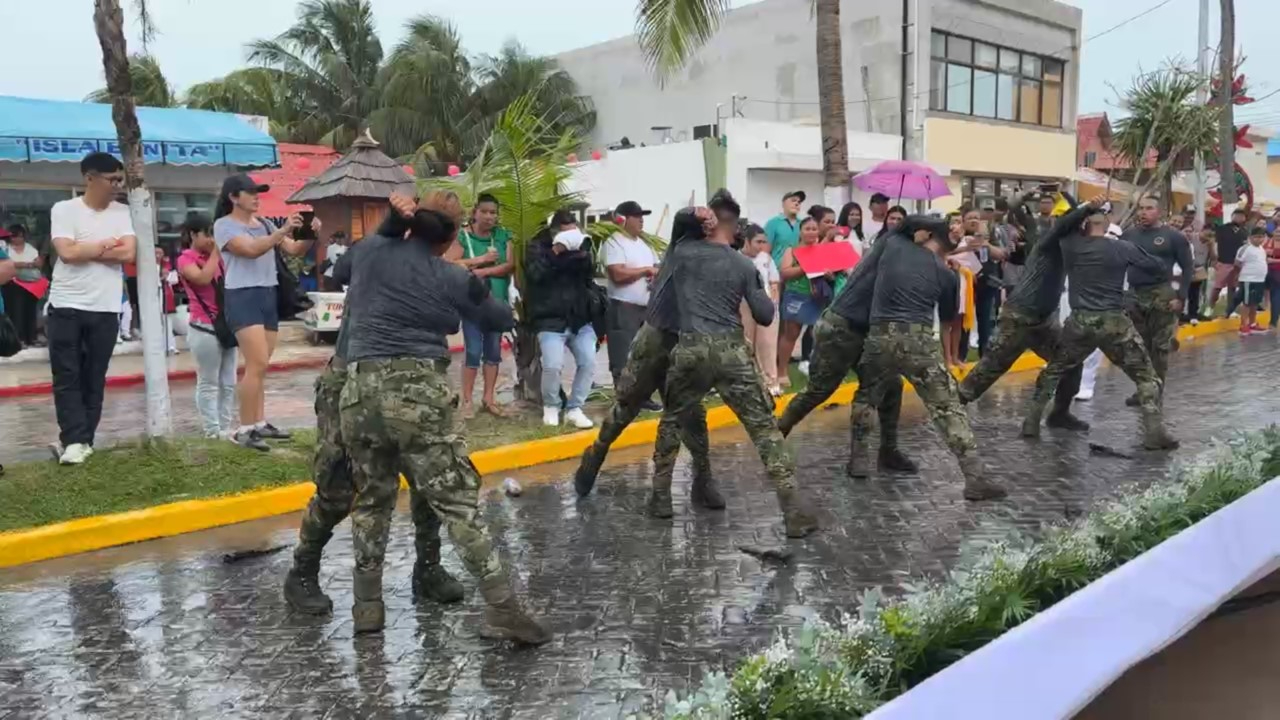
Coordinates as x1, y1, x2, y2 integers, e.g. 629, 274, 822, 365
513, 323, 543, 408
1218, 0, 1237, 204
93, 0, 171, 436
815, 0, 851, 209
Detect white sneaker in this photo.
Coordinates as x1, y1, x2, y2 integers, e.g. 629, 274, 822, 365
1230, 312, 1240, 319
769, 385, 784, 397
798, 361, 810, 377
565, 408, 594, 429
1074, 389, 1094, 402
59, 443, 92, 465
1189, 318, 1199, 326
542, 406, 560, 427
49, 442, 65, 461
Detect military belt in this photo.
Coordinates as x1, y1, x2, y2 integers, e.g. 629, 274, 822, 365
350, 357, 449, 374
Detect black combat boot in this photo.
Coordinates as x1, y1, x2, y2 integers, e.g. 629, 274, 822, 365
574, 445, 605, 497
1046, 400, 1090, 432
959, 454, 1007, 501
1124, 393, 1140, 407
479, 574, 551, 645
689, 455, 725, 509
352, 569, 385, 634
412, 561, 465, 604
846, 417, 871, 478
775, 486, 820, 538
646, 487, 674, 518
283, 567, 333, 615
878, 446, 918, 473
1141, 413, 1180, 450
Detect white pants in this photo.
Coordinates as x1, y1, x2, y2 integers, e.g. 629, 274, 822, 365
188, 328, 238, 436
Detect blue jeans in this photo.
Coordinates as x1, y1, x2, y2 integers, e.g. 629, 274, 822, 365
538, 325, 597, 409
462, 319, 503, 369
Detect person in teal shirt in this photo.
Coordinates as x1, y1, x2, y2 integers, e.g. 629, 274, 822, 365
765, 190, 805, 267
451, 193, 513, 418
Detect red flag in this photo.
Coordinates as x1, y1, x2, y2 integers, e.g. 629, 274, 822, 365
793, 242, 860, 277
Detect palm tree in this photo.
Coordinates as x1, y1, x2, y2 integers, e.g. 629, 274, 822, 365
1111, 64, 1219, 215
636, 0, 851, 205
246, 0, 384, 150
91, 0, 171, 436
184, 68, 319, 140
1217, 0, 1237, 203
86, 54, 177, 108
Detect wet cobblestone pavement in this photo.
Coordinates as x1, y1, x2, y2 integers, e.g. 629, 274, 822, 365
1, 333, 1277, 719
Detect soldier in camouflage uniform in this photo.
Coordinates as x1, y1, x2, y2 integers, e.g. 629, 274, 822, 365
652, 193, 819, 538
1022, 206, 1179, 450
776, 228, 915, 478
1121, 196, 1192, 405
574, 208, 716, 507
338, 193, 548, 642
959, 201, 1097, 433
850, 218, 1007, 501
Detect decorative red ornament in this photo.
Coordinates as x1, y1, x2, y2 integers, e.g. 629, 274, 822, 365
402, 164, 415, 176
567, 153, 578, 163
591, 150, 602, 161
295, 156, 311, 170
447, 164, 461, 176
1234, 125, 1253, 149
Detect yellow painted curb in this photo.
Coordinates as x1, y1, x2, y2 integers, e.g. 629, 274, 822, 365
0, 315, 1255, 568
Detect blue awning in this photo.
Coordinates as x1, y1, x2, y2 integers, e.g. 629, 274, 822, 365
1269, 137, 1280, 159
0, 95, 278, 168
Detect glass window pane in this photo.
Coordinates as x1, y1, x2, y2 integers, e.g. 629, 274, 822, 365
996, 73, 1016, 120
0, 187, 73, 258
947, 37, 973, 63
999, 48, 1020, 73
946, 64, 972, 114
1043, 59, 1064, 81
973, 69, 996, 118
930, 60, 947, 110
1022, 55, 1041, 78
155, 192, 217, 255
931, 32, 946, 58
1019, 78, 1041, 124
974, 43, 997, 69
974, 178, 996, 195
1042, 80, 1062, 127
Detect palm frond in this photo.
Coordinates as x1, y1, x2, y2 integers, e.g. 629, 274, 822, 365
635, 0, 731, 81
87, 53, 176, 107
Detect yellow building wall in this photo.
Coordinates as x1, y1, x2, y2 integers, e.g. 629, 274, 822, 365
1268, 161, 1280, 203
924, 117, 1078, 213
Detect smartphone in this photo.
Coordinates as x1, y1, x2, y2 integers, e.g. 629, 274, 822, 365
295, 210, 317, 240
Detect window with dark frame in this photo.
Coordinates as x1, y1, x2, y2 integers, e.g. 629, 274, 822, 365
928, 30, 1065, 129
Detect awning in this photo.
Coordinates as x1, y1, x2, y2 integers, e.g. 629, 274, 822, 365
0, 95, 278, 168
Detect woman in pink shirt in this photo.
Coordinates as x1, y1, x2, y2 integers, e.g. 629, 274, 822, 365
177, 214, 236, 437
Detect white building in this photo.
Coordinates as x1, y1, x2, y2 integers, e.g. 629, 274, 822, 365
557, 0, 1083, 214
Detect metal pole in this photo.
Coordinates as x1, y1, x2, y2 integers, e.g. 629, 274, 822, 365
1193, 0, 1209, 230
900, 0, 910, 160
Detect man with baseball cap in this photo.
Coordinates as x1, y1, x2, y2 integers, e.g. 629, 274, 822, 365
864, 193, 891, 240
603, 201, 661, 410
764, 190, 806, 268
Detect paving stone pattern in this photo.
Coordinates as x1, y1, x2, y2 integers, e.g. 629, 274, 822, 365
0, 334, 1277, 719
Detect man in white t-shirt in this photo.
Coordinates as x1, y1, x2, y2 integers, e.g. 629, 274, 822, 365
862, 193, 890, 241
46, 152, 137, 465
604, 200, 660, 410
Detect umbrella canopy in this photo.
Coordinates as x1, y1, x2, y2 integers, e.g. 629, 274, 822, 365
287, 130, 415, 203
853, 160, 952, 201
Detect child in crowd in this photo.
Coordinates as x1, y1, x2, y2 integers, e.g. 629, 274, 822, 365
739, 223, 782, 395
1235, 227, 1269, 336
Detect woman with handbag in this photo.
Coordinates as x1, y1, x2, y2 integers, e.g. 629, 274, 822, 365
179, 214, 238, 438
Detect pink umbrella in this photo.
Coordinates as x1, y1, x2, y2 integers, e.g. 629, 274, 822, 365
853, 160, 951, 201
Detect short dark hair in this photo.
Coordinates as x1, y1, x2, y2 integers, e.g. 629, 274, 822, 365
870, 193, 890, 205
887, 205, 908, 217
709, 188, 741, 219
1232, 208, 1247, 217
179, 212, 213, 248
5, 223, 26, 238
476, 193, 499, 208
549, 209, 577, 228
807, 205, 835, 222
744, 222, 765, 240
80, 151, 124, 176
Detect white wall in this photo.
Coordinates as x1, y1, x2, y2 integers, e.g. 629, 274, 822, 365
564, 141, 708, 239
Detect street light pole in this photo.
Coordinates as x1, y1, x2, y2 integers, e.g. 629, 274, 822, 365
1194, 0, 1209, 230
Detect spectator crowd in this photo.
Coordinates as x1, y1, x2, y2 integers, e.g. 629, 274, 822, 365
4, 158, 1280, 467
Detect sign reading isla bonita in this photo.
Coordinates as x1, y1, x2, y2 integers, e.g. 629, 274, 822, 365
19, 138, 228, 165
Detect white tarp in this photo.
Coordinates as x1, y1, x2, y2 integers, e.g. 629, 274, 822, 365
868, 477, 1280, 720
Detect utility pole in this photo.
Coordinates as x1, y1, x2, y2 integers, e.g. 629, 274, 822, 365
1194, 0, 1209, 229
1218, 0, 1237, 204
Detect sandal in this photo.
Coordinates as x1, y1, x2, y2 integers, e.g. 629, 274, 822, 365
459, 403, 477, 420
483, 401, 510, 418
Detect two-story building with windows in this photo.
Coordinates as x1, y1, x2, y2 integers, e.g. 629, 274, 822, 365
554, 0, 1082, 215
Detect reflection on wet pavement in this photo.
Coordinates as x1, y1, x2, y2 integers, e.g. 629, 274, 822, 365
1, 334, 1277, 718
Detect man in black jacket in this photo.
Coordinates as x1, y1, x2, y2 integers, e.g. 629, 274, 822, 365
524, 211, 600, 429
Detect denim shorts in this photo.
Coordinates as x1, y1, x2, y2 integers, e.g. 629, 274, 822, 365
781, 291, 822, 326
462, 319, 503, 368
223, 286, 279, 332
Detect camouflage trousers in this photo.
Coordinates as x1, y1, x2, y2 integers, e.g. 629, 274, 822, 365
654, 332, 795, 492
1126, 284, 1179, 381
589, 323, 710, 474
958, 306, 1082, 411
778, 310, 904, 451
852, 322, 975, 458
1025, 310, 1162, 421
339, 357, 503, 583
292, 358, 447, 575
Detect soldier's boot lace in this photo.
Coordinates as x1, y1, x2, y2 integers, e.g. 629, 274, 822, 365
574, 445, 605, 498
479, 575, 552, 646
878, 445, 918, 473
352, 569, 385, 634
689, 458, 725, 510
283, 567, 333, 615
1141, 413, 1180, 451
775, 486, 820, 538
412, 561, 465, 605
960, 454, 1008, 501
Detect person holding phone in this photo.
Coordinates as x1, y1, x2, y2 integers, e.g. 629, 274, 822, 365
213, 174, 317, 451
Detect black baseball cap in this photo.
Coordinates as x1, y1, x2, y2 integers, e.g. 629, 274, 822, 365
614, 200, 651, 217
221, 173, 270, 197
783, 190, 806, 203
870, 192, 890, 204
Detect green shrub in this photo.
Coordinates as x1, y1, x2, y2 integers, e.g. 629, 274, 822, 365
665, 426, 1280, 719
